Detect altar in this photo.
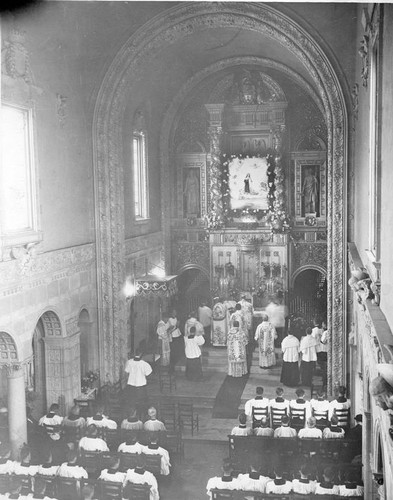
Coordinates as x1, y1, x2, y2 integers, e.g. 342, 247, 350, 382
209, 229, 288, 309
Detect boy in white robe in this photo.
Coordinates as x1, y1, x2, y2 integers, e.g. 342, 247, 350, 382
123, 456, 159, 500
237, 464, 269, 493
292, 464, 317, 495
142, 437, 171, 475
265, 464, 292, 494
206, 459, 240, 499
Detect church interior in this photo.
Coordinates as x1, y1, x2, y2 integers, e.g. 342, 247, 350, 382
1, 1, 393, 499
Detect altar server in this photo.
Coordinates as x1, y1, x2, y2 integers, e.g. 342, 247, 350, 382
237, 464, 269, 494
124, 456, 159, 500
142, 436, 171, 475
206, 459, 240, 499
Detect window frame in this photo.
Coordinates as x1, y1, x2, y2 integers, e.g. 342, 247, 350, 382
132, 130, 149, 221
0, 101, 42, 249
367, 5, 383, 264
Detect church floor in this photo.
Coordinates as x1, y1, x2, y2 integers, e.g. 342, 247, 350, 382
146, 347, 320, 442
159, 440, 228, 500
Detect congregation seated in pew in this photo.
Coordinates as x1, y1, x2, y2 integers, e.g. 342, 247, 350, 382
231, 413, 252, 436
79, 424, 109, 452
120, 408, 144, 431
143, 407, 167, 432
86, 406, 117, 430
273, 415, 297, 438
298, 417, 323, 439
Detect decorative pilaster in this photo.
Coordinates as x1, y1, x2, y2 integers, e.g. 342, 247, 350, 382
6, 363, 27, 459
205, 104, 225, 228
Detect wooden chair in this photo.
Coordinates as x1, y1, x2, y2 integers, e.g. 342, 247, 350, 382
103, 428, 120, 450
178, 401, 199, 435
334, 408, 350, 429
0, 474, 10, 494
123, 482, 151, 500
313, 409, 329, 429
119, 452, 140, 472
144, 453, 162, 476
35, 473, 57, 498
56, 476, 80, 500
158, 365, 177, 393
159, 399, 178, 431
251, 406, 269, 429
289, 406, 307, 429
17, 474, 33, 495
270, 406, 287, 429
79, 450, 102, 475
100, 479, 123, 500
74, 397, 95, 419
164, 431, 184, 458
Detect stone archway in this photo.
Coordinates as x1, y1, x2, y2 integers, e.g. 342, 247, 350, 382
93, 2, 348, 390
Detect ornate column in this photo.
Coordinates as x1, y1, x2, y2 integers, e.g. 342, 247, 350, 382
6, 363, 27, 459
205, 104, 225, 225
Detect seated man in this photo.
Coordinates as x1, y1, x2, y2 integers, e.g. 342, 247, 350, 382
269, 387, 289, 416
121, 408, 143, 431
118, 434, 145, 454
314, 466, 339, 496
322, 415, 345, 439
37, 449, 59, 476
265, 464, 292, 494
328, 385, 351, 424
244, 387, 269, 421
289, 388, 312, 425
87, 406, 117, 429
206, 458, 240, 499
142, 436, 171, 475
231, 413, 252, 436
292, 464, 317, 495
62, 404, 86, 432
338, 470, 364, 497
237, 464, 269, 493
79, 424, 109, 452
273, 415, 297, 438
310, 390, 330, 426
99, 455, 125, 483
39, 403, 64, 426
0, 443, 16, 475
253, 416, 274, 437
298, 416, 323, 439
123, 455, 159, 500
143, 407, 166, 432
57, 449, 88, 479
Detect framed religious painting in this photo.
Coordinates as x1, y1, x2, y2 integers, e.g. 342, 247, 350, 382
221, 152, 276, 219
291, 151, 327, 226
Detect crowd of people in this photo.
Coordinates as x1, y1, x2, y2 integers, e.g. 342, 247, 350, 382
206, 458, 364, 498
0, 402, 173, 500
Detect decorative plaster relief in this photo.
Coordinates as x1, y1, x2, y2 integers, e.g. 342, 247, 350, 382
0, 243, 95, 290
125, 232, 163, 256
56, 94, 68, 128
174, 242, 210, 273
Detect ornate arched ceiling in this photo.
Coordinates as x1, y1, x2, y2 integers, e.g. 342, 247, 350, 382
93, 2, 348, 390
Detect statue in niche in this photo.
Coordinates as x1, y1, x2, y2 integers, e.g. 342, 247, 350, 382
301, 165, 319, 215
183, 168, 200, 217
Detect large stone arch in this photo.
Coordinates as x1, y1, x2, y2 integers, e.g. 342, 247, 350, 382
93, 2, 348, 389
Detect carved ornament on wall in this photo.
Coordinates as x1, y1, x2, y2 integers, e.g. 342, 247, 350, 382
292, 243, 327, 271
174, 242, 209, 272
2, 29, 32, 83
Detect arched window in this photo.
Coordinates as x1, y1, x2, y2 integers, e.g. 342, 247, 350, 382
133, 110, 149, 220
0, 332, 18, 362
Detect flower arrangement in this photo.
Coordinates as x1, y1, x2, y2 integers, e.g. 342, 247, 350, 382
265, 202, 292, 234
81, 370, 99, 393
